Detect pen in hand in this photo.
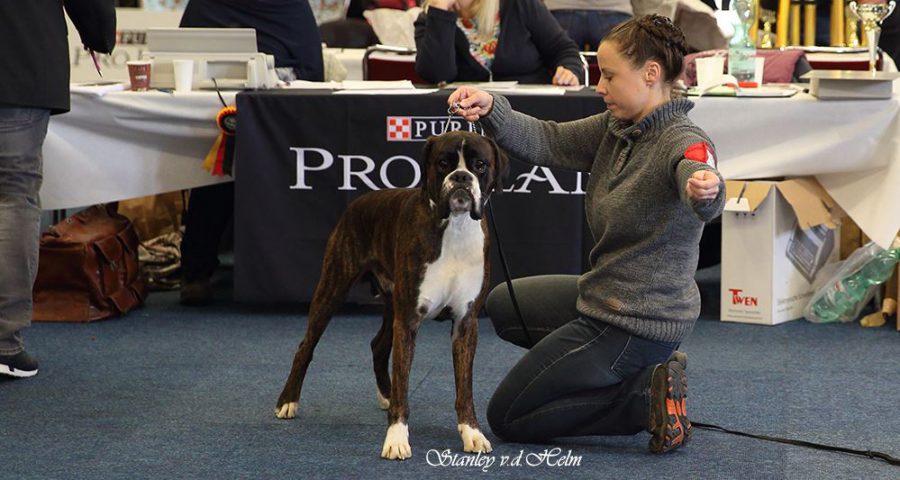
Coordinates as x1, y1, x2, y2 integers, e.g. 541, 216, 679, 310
88, 49, 102, 77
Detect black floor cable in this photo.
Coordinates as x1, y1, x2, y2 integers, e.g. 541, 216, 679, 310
691, 422, 900, 466
486, 203, 899, 467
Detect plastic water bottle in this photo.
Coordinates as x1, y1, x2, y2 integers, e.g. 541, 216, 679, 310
810, 240, 900, 322
728, 0, 757, 84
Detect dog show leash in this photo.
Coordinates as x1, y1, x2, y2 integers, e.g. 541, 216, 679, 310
444, 103, 535, 347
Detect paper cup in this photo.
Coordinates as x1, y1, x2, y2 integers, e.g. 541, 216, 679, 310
754, 56, 766, 85
127, 60, 152, 91
172, 59, 194, 93
695, 56, 726, 87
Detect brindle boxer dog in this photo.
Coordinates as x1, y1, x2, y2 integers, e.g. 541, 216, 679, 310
274, 131, 508, 460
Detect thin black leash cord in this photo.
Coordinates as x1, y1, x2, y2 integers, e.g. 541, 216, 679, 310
487, 201, 534, 347
691, 422, 900, 466
486, 200, 899, 467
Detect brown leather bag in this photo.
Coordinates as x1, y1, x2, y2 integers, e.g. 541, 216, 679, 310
33, 204, 148, 322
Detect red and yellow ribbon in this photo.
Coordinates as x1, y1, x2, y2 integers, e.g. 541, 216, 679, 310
203, 106, 237, 176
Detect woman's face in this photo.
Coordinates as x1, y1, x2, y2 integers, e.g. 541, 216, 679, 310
594, 41, 653, 123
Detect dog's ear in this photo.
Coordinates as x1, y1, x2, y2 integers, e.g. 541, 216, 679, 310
488, 138, 510, 194
421, 135, 441, 203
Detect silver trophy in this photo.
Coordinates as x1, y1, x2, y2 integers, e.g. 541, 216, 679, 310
849, 0, 896, 71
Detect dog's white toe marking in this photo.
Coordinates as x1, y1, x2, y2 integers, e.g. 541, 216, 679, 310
376, 389, 390, 410
274, 402, 298, 419
458, 424, 492, 453
381, 422, 411, 460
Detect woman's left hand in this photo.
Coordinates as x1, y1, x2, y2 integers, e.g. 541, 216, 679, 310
552, 66, 580, 86
686, 170, 721, 202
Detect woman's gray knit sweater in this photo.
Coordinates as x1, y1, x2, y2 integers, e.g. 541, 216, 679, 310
482, 94, 725, 342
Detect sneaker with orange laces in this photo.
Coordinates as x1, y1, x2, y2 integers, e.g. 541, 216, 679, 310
648, 359, 691, 453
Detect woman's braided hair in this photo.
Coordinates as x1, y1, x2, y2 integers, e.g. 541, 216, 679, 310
603, 14, 688, 84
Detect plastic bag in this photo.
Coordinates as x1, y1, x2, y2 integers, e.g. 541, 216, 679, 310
802, 241, 884, 323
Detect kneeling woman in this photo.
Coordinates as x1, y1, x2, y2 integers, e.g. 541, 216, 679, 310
449, 15, 725, 453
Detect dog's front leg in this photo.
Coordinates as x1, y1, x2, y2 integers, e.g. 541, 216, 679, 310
381, 309, 422, 460
453, 314, 492, 454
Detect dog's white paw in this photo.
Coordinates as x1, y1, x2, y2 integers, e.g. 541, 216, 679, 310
458, 424, 492, 454
376, 389, 390, 410
381, 422, 411, 460
274, 402, 298, 419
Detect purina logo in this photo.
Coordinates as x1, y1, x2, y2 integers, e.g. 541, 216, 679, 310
387, 116, 482, 142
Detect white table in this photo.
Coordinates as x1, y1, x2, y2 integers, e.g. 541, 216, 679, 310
690, 91, 900, 248
44, 86, 900, 248
42, 87, 233, 210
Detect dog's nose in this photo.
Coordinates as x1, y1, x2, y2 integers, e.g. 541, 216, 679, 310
451, 171, 472, 184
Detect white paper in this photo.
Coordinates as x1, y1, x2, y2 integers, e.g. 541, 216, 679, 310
333, 88, 439, 95
736, 86, 801, 98
283, 80, 342, 89
341, 80, 416, 90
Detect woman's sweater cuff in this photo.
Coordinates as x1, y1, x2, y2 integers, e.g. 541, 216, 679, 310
482, 93, 510, 137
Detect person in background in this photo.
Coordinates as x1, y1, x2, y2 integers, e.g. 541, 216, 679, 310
545, 0, 632, 52
178, 0, 324, 305
448, 15, 724, 453
414, 0, 584, 85
0, 0, 116, 378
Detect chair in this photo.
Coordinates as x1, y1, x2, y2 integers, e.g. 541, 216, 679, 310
362, 44, 428, 84
319, 18, 380, 48
581, 51, 600, 87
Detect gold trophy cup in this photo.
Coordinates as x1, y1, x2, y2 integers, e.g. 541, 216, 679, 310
849, 0, 896, 71
760, 9, 777, 48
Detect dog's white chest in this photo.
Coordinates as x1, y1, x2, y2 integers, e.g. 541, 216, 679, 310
417, 215, 485, 321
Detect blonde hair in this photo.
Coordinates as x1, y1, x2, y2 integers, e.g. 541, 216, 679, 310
423, 0, 500, 43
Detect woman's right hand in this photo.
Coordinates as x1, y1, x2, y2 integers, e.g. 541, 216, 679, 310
448, 86, 493, 122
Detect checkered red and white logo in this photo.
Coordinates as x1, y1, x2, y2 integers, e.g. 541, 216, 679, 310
387, 117, 412, 141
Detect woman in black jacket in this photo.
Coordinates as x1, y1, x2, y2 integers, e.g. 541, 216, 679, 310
414, 0, 584, 85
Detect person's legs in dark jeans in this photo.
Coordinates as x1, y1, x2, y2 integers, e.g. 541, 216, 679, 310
552, 10, 589, 51
585, 11, 632, 51
484, 275, 688, 450
487, 317, 676, 441
180, 182, 234, 305
486, 274, 581, 348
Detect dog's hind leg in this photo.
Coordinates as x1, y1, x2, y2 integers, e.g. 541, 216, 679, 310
274, 247, 361, 419
371, 299, 393, 410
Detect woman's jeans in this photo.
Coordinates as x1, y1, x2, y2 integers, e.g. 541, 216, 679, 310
485, 275, 677, 442
0, 107, 49, 355
551, 10, 632, 51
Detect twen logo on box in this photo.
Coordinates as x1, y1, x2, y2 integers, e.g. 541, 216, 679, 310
387, 116, 480, 142
729, 289, 759, 306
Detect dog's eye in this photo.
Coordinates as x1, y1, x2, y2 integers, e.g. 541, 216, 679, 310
439, 158, 451, 170
473, 160, 487, 173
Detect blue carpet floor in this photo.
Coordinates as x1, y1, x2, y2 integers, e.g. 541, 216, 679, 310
3, 269, 900, 479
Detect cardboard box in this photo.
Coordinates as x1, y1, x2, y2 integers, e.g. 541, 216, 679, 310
721, 178, 843, 325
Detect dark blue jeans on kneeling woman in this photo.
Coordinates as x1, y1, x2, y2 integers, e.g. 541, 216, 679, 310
485, 275, 677, 442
